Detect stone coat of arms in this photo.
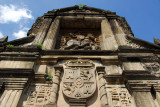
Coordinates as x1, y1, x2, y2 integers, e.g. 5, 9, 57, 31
62, 60, 96, 99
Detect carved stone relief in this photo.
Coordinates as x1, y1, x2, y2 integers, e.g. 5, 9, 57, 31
60, 32, 101, 50
105, 85, 135, 107
62, 60, 96, 99
141, 62, 160, 77
22, 83, 52, 106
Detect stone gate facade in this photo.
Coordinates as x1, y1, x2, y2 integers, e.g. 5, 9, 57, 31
0, 5, 160, 107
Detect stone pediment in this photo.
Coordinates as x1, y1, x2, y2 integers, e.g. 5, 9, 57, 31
0, 5, 159, 51
44, 5, 116, 17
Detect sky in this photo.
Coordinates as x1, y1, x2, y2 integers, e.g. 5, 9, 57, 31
0, 0, 160, 43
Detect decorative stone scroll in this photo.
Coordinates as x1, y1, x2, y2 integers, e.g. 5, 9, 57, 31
60, 32, 101, 50
65, 60, 94, 67
62, 60, 96, 99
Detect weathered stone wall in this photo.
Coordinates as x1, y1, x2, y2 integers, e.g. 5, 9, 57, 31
0, 60, 34, 69
101, 19, 118, 50
43, 18, 60, 49
0, 90, 22, 107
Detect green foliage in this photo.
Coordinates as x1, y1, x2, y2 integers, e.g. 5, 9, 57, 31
37, 43, 43, 48
79, 4, 83, 7
128, 40, 132, 43
46, 75, 53, 80
6, 44, 14, 48
44, 74, 53, 81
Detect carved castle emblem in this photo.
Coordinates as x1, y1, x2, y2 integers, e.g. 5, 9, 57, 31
62, 60, 96, 99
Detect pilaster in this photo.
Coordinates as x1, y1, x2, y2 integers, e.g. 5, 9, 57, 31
97, 66, 109, 107
48, 66, 63, 106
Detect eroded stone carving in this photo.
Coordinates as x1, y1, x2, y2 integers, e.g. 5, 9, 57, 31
23, 84, 52, 106
125, 38, 145, 49
117, 17, 133, 35
106, 85, 134, 107
62, 60, 96, 99
66, 60, 94, 67
60, 32, 101, 50
141, 62, 160, 77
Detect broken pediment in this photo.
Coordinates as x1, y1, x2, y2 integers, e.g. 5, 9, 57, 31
119, 35, 160, 50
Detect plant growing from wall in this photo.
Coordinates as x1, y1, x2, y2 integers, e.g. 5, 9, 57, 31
79, 4, 83, 7
128, 40, 132, 43
37, 43, 43, 48
6, 44, 14, 48
36, 43, 43, 51
44, 73, 53, 81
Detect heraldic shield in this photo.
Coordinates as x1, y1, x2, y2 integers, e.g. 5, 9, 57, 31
62, 60, 96, 99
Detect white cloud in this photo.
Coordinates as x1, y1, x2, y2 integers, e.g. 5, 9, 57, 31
0, 4, 33, 23
0, 32, 4, 38
13, 28, 29, 39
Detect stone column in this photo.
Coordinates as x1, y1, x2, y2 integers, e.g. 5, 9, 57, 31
43, 18, 60, 49
49, 66, 63, 105
97, 66, 109, 107
109, 19, 127, 46
101, 19, 118, 50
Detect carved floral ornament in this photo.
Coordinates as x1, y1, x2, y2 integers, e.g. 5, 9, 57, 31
62, 60, 96, 99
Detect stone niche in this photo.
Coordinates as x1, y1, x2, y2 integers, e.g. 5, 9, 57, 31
55, 18, 102, 50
